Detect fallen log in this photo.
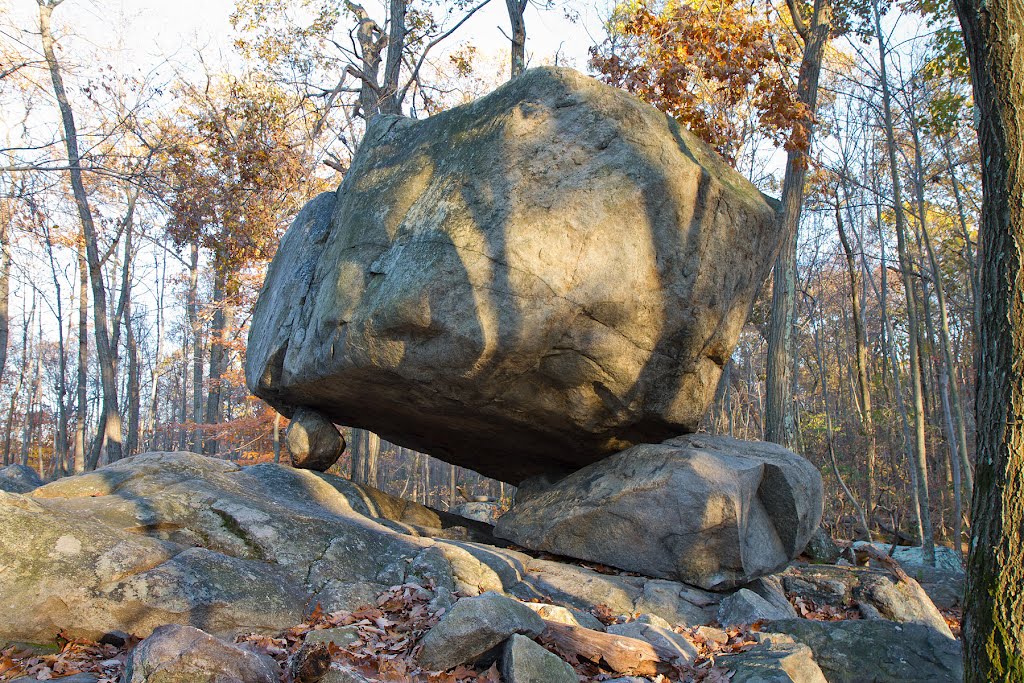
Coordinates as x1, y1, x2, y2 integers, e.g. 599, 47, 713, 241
538, 620, 674, 676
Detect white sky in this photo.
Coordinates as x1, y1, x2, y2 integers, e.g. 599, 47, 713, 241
6, 0, 610, 81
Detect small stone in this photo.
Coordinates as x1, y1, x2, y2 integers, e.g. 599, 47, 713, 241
121, 624, 280, 683
634, 613, 672, 629
803, 527, 842, 564
417, 592, 545, 671
696, 625, 729, 645
523, 602, 606, 631
285, 407, 346, 472
718, 588, 795, 627
500, 634, 577, 683
304, 626, 361, 649
607, 621, 697, 663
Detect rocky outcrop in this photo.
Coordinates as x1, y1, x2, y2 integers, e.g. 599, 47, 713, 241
0, 463, 42, 493
761, 619, 963, 683
245, 66, 781, 484
285, 407, 346, 471
0, 451, 724, 646
495, 435, 823, 589
779, 563, 954, 637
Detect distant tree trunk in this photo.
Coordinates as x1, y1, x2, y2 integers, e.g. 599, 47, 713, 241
273, 412, 281, 463
872, 0, 934, 565
203, 268, 234, 456
187, 242, 203, 453
365, 431, 380, 488
506, 0, 528, 77
145, 249, 166, 451
74, 238, 88, 472
22, 316, 43, 472
5, 297, 33, 465
952, 0, 1024, 674
764, 0, 831, 448
836, 195, 878, 518
0, 214, 9, 391
38, 0, 122, 464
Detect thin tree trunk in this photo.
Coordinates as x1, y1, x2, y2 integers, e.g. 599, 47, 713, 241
38, 0, 122, 464
188, 242, 203, 453
872, 0, 934, 565
506, 0, 527, 77
0, 212, 10, 392
4, 297, 33, 465
75, 237, 88, 472
836, 194, 878, 518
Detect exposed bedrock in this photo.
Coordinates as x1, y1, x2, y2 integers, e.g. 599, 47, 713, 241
245, 66, 781, 484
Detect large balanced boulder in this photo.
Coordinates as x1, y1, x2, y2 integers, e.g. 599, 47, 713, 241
495, 435, 823, 590
245, 66, 781, 484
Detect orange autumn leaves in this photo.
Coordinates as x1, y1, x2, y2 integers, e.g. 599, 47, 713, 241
591, 0, 813, 165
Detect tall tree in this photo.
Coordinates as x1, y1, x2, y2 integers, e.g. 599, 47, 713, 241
37, 0, 123, 463
871, 0, 935, 564
764, 0, 834, 447
952, 0, 1024, 674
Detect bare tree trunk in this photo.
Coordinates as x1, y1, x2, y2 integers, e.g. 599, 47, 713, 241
145, 249, 166, 451
764, 0, 831, 447
951, 0, 1024, 673
75, 238, 88, 472
872, 0, 934, 565
187, 242, 203, 453
273, 412, 281, 463
505, 0, 527, 77
836, 194, 878, 518
346, 2, 387, 119
38, 0, 122, 464
203, 268, 234, 456
378, 0, 408, 115
0, 212, 9, 391
5, 297, 33, 465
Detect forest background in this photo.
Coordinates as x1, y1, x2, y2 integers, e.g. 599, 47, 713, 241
0, 0, 978, 558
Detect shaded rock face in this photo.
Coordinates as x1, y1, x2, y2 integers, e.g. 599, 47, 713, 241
495, 434, 823, 589
245, 66, 781, 484
0, 451, 724, 646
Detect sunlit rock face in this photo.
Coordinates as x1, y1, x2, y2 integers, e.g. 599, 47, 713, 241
245, 66, 780, 484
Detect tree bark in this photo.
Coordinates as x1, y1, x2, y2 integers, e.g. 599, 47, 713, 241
951, 0, 1024, 674
764, 0, 831, 447
505, 0, 527, 77
38, 0, 122, 464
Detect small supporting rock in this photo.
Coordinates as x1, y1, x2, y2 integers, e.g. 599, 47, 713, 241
285, 407, 346, 472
